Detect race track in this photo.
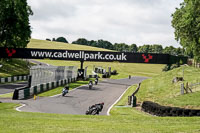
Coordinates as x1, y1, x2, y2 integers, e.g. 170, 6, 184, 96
0, 77, 147, 115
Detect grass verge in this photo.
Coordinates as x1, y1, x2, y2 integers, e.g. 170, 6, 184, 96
0, 59, 30, 78
38, 80, 92, 97
0, 92, 13, 98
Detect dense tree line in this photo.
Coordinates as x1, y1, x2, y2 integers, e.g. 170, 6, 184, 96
72, 38, 188, 56
48, 37, 188, 56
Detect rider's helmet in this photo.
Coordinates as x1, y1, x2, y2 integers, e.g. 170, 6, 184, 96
101, 102, 104, 105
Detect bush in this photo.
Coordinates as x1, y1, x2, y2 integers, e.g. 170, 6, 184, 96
162, 64, 179, 72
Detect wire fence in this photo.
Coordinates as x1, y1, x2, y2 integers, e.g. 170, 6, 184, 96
30, 66, 77, 87
180, 82, 200, 95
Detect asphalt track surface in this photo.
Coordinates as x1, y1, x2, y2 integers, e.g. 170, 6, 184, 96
0, 82, 28, 94
0, 77, 147, 115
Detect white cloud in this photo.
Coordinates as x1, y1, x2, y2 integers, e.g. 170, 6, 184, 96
28, 0, 183, 47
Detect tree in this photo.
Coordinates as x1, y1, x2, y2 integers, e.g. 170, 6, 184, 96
129, 44, 138, 53
151, 44, 163, 53
96, 39, 113, 49
138, 45, 150, 53
72, 38, 88, 45
176, 47, 183, 55
172, 0, 200, 61
88, 40, 97, 47
46, 38, 51, 41
113, 43, 129, 52
163, 46, 177, 55
0, 0, 33, 48
56, 37, 68, 43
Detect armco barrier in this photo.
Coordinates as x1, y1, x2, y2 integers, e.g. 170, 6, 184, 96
13, 77, 77, 100
0, 75, 28, 83
128, 83, 141, 107
142, 101, 200, 117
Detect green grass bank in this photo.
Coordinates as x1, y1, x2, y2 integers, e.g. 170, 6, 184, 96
136, 65, 200, 109
0, 59, 29, 78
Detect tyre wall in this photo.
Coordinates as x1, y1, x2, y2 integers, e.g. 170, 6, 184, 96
142, 101, 200, 117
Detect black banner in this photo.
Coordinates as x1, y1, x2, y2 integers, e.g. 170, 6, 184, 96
0, 47, 187, 64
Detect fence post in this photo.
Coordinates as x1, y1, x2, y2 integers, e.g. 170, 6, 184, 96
181, 83, 184, 95
128, 96, 132, 105
132, 96, 137, 107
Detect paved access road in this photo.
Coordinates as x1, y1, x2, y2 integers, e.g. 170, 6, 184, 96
0, 77, 147, 115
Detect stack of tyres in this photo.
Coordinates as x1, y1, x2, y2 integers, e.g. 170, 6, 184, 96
142, 101, 200, 117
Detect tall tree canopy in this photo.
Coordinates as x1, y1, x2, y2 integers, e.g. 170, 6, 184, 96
55, 37, 68, 43
72, 38, 88, 45
0, 0, 33, 48
129, 44, 138, 53
172, 0, 200, 61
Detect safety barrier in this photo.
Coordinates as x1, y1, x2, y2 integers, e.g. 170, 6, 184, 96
142, 101, 200, 117
13, 77, 77, 100
0, 75, 28, 83
128, 83, 141, 107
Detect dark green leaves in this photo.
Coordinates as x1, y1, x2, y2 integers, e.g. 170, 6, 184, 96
172, 0, 200, 61
0, 0, 32, 48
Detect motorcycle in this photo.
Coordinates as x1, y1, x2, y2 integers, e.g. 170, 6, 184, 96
62, 86, 69, 96
85, 106, 98, 115
95, 79, 98, 85
85, 103, 104, 115
89, 81, 93, 89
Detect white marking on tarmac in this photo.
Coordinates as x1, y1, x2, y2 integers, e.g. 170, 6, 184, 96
16, 104, 26, 112
107, 86, 131, 116
50, 85, 88, 98
50, 93, 61, 97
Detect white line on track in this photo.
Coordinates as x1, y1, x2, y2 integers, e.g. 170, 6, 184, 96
16, 104, 26, 112
50, 85, 88, 98
107, 86, 131, 116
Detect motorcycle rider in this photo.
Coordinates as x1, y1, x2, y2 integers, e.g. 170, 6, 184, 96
94, 102, 104, 114
62, 84, 69, 96
86, 102, 104, 115
88, 80, 93, 89
95, 76, 98, 85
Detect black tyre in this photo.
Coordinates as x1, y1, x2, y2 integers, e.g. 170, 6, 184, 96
62, 92, 66, 96
85, 110, 90, 115
89, 85, 92, 89
91, 110, 98, 115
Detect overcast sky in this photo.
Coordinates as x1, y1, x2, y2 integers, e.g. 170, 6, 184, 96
27, 0, 183, 47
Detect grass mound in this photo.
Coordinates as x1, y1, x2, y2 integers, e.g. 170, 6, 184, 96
136, 66, 200, 108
